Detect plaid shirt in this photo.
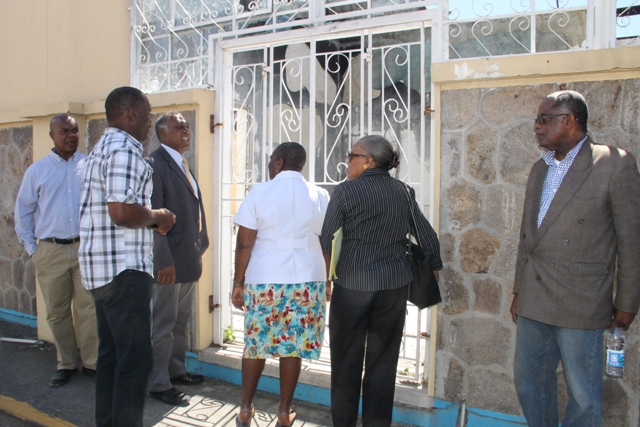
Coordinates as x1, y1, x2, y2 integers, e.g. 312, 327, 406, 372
537, 136, 587, 228
79, 128, 155, 290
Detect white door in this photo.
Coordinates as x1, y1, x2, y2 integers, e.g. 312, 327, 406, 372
213, 22, 434, 382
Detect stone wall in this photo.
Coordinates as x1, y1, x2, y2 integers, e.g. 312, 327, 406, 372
0, 126, 35, 314
437, 79, 640, 425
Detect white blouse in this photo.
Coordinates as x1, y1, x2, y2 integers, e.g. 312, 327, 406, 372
233, 171, 330, 284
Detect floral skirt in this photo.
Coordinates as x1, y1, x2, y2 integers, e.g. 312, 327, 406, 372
243, 281, 326, 360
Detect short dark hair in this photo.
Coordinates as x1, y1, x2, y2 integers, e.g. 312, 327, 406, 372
105, 87, 147, 122
548, 90, 588, 133
273, 142, 306, 171
357, 135, 399, 170
155, 111, 181, 141
50, 114, 75, 130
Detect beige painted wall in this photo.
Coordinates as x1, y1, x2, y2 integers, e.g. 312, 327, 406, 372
431, 46, 640, 89
0, 0, 131, 114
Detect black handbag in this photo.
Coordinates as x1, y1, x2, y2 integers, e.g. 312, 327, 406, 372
402, 184, 442, 310
407, 239, 442, 310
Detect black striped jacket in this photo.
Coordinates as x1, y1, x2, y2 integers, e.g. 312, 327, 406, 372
320, 167, 442, 292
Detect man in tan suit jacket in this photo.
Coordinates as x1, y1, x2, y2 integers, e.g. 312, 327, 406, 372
510, 90, 640, 427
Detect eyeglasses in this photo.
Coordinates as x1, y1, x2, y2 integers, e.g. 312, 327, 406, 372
347, 152, 369, 160
534, 113, 570, 125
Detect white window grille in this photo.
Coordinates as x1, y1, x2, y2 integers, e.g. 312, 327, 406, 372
616, 0, 640, 46
132, 0, 636, 93
131, 0, 440, 92
435, 0, 639, 61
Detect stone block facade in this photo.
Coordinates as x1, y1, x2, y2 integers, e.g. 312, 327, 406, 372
0, 126, 35, 314
437, 79, 640, 425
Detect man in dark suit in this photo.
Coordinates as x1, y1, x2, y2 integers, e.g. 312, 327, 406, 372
147, 112, 210, 407
511, 90, 640, 427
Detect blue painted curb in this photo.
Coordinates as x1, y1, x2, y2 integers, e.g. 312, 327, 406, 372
0, 309, 37, 328
185, 353, 527, 427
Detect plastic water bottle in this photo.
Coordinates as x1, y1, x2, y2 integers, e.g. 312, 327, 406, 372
605, 327, 625, 378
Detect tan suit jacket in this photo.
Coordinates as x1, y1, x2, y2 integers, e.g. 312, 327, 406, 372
514, 138, 640, 329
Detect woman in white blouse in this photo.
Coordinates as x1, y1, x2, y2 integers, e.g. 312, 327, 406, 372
232, 142, 330, 427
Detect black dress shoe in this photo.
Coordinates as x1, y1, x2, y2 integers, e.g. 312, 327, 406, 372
149, 387, 190, 407
49, 369, 77, 387
82, 367, 96, 378
171, 372, 204, 385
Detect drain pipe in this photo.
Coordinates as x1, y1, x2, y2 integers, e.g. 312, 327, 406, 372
456, 400, 467, 427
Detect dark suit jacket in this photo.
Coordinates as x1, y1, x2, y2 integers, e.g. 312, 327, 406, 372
514, 138, 640, 329
149, 146, 209, 283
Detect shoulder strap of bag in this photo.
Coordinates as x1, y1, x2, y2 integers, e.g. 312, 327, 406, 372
397, 180, 420, 250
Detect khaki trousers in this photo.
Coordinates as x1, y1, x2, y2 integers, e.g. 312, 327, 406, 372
32, 240, 98, 370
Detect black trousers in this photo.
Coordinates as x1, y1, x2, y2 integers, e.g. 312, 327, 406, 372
91, 270, 153, 427
329, 284, 408, 427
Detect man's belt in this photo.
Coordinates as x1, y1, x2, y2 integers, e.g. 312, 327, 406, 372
41, 237, 80, 245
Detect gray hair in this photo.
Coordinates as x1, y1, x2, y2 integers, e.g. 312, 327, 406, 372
546, 90, 589, 134
357, 135, 399, 170
155, 111, 182, 140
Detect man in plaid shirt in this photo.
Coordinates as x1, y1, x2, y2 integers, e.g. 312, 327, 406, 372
79, 86, 176, 427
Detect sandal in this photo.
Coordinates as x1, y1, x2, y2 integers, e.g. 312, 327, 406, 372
235, 406, 255, 427
275, 408, 297, 427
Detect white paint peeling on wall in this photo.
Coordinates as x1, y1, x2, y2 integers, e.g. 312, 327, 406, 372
454, 62, 503, 80
502, 190, 517, 235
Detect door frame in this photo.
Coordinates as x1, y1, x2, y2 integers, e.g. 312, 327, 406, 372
209, 10, 440, 393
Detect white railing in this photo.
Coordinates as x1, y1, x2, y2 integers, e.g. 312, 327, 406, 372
132, 0, 638, 92
616, 0, 640, 46
131, 0, 439, 92
434, 0, 640, 61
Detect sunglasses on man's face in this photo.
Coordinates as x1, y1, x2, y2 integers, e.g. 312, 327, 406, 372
534, 113, 570, 125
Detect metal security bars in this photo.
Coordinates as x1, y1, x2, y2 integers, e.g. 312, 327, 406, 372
131, 0, 440, 92
132, 0, 636, 92
616, 0, 640, 46
435, 0, 640, 61
212, 22, 435, 382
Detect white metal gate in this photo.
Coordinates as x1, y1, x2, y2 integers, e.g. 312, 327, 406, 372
212, 20, 435, 382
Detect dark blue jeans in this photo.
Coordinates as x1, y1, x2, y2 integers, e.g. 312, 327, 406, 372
91, 270, 153, 427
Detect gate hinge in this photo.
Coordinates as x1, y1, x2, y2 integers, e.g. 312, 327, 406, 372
210, 115, 223, 133
424, 93, 434, 114
209, 295, 220, 313
262, 65, 271, 76
364, 51, 372, 62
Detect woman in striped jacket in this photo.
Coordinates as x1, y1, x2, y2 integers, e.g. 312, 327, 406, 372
321, 135, 442, 427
